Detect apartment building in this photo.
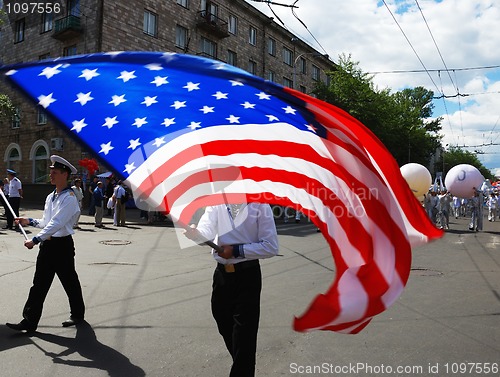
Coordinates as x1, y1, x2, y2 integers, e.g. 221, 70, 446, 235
0, 0, 334, 199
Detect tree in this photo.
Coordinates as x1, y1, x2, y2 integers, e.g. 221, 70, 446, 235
314, 54, 442, 167
0, 10, 15, 121
443, 146, 494, 181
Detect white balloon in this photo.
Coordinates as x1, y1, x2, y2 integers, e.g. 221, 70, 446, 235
400, 163, 432, 197
444, 164, 484, 198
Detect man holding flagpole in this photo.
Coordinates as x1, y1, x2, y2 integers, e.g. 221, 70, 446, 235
184, 202, 279, 377
6, 155, 85, 333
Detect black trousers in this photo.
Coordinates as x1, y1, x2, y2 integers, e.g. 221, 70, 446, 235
22, 236, 85, 326
211, 262, 262, 377
6, 196, 20, 228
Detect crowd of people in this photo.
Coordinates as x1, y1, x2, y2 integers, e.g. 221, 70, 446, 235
423, 187, 499, 231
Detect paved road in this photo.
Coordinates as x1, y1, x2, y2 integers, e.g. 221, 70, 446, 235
0, 208, 499, 376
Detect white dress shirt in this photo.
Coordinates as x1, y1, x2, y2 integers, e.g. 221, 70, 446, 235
195, 203, 279, 265
31, 187, 80, 240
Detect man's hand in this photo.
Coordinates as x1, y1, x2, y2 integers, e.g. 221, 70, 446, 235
24, 240, 35, 250
15, 217, 29, 227
183, 224, 202, 241
217, 245, 234, 259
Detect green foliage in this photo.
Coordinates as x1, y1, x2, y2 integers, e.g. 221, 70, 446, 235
314, 54, 442, 167
444, 146, 495, 181
0, 93, 15, 120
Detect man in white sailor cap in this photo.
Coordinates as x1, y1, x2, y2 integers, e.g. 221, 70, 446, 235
6, 155, 85, 332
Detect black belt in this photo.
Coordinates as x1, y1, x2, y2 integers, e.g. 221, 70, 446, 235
217, 259, 259, 273
45, 235, 72, 241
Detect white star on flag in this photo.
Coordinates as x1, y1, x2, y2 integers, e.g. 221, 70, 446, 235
151, 76, 169, 86
145, 63, 163, 71
171, 101, 186, 109
241, 101, 256, 109
117, 70, 137, 82
123, 162, 136, 174
226, 115, 240, 123
283, 106, 297, 114
188, 121, 201, 130
38, 93, 57, 108
256, 92, 271, 100
99, 141, 114, 155
213, 91, 228, 100
200, 106, 215, 114
132, 117, 148, 128
39, 65, 62, 79
71, 118, 87, 133
102, 116, 119, 129
74, 92, 94, 106
141, 96, 158, 107
153, 137, 166, 147
184, 82, 200, 91
79, 69, 100, 81
109, 94, 127, 106
128, 138, 141, 150
162, 118, 176, 127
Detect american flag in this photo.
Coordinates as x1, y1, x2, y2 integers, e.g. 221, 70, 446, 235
1, 52, 442, 333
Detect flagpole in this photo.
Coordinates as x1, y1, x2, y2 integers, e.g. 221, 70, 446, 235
0, 189, 29, 241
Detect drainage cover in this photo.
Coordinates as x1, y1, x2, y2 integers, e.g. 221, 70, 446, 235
99, 240, 132, 246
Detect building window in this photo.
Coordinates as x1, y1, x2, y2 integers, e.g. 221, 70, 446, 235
39, 53, 50, 60
248, 60, 257, 75
200, 37, 217, 59
283, 77, 293, 88
67, 0, 80, 16
283, 47, 293, 66
177, 0, 189, 8
144, 10, 158, 37
37, 108, 48, 125
201, 0, 218, 20
41, 12, 53, 33
63, 45, 77, 56
267, 71, 275, 82
268, 37, 276, 56
312, 64, 320, 81
249, 26, 257, 46
227, 50, 237, 67
299, 85, 306, 93
298, 57, 306, 74
11, 108, 21, 129
175, 25, 188, 49
14, 18, 25, 43
33, 145, 49, 183
7, 147, 21, 173
228, 15, 237, 35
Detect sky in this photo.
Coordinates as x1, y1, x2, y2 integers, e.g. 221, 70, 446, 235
245, 0, 500, 177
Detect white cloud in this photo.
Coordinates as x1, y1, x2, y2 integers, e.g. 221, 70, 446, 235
246, 0, 500, 171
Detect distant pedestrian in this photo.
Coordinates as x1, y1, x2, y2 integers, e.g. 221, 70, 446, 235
88, 176, 98, 216
71, 178, 84, 229
4, 169, 22, 230
94, 181, 105, 228
113, 180, 127, 227
487, 192, 497, 222
104, 176, 115, 216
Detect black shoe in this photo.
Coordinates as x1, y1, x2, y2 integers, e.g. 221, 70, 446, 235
2, 226, 12, 230
62, 317, 83, 327
6, 319, 37, 332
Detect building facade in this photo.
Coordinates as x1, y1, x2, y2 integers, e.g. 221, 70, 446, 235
0, 0, 334, 200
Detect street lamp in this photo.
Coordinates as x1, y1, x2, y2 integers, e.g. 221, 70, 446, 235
292, 51, 328, 89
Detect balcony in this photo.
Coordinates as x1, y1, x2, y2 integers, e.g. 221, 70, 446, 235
196, 11, 229, 38
53, 15, 83, 40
